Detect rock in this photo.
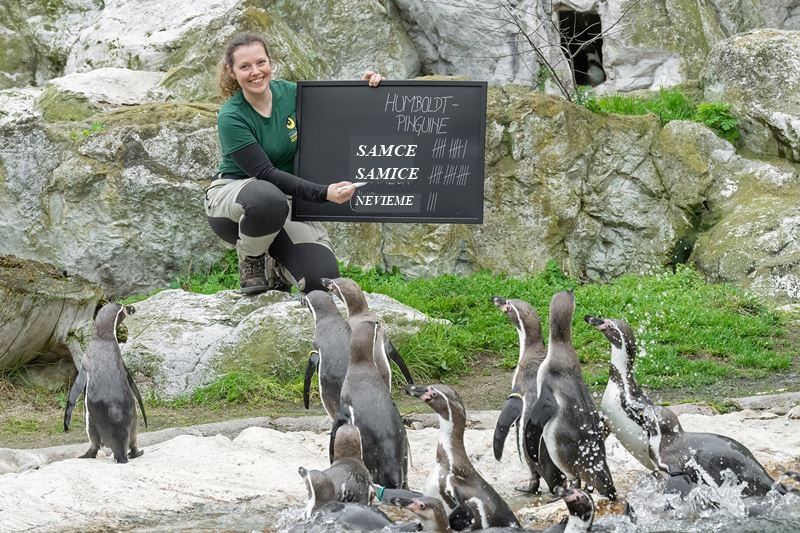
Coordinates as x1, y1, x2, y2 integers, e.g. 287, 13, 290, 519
726, 391, 800, 414
14, 358, 77, 391
0, 87, 43, 128
0, 256, 101, 371
121, 288, 442, 399
669, 402, 719, 416
702, 29, 800, 163
788, 405, 800, 419
1, 409, 798, 532
36, 68, 166, 121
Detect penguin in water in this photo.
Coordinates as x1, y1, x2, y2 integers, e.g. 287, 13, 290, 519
524, 291, 617, 500
321, 277, 414, 390
294, 467, 418, 532
323, 423, 375, 504
301, 290, 350, 420
332, 320, 408, 489
491, 296, 565, 495
64, 303, 148, 463
585, 315, 799, 497
392, 487, 596, 532
406, 383, 520, 530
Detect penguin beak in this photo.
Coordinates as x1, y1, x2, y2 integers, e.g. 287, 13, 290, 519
320, 277, 333, 290
124, 305, 136, 317
390, 496, 416, 508
405, 384, 433, 401
491, 296, 509, 311
584, 315, 606, 330
298, 466, 308, 478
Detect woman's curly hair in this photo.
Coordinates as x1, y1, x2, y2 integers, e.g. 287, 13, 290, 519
217, 32, 271, 99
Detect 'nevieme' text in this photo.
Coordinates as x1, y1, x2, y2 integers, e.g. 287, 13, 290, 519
355, 195, 415, 206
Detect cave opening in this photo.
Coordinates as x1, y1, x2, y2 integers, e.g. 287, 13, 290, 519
557, 8, 606, 87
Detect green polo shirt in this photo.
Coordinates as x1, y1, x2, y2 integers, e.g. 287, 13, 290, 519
217, 80, 299, 176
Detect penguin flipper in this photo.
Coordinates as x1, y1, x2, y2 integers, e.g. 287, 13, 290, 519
303, 350, 320, 410
384, 338, 414, 385
493, 394, 522, 460
127, 369, 148, 429
524, 381, 559, 463
329, 411, 349, 464
64, 369, 87, 432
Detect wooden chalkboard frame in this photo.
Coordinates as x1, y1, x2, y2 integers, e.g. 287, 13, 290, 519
292, 80, 487, 224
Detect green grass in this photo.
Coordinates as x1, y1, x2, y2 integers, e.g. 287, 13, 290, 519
580, 87, 740, 143
342, 262, 790, 391
120, 255, 790, 405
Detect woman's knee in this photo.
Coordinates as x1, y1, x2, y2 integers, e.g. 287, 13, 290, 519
236, 180, 289, 236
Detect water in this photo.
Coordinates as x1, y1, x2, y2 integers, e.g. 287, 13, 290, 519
109, 474, 800, 532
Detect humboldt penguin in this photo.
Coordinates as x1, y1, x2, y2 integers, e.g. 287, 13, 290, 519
524, 291, 616, 500
406, 383, 520, 529
323, 423, 375, 504
332, 320, 408, 489
586, 315, 798, 497
301, 290, 350, 420
64, 303, 148, 463
295, 467, 418, 532
393, 486, 596, 532
491, 296, 565, 495
321, 277, 414, 390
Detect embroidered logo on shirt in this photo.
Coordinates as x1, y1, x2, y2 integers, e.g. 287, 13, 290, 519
287, 116, 297, 143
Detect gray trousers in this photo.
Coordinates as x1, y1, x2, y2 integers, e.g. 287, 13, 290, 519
203, 177, 339, 292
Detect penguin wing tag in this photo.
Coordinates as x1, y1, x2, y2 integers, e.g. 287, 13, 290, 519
493, 395, 523, 460
64, 369, 87, 432
304, 349, 321, 410
523, 381, 559, 463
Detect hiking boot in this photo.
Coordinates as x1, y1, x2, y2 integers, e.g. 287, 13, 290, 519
238, 253, 267, 295
266, 256, 293, 293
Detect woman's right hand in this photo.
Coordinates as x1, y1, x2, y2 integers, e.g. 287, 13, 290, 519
327, 181, 356, 204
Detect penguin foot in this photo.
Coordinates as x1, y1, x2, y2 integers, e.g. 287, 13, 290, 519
79, 446, 99, 459
514, 482, 540, 494
128, 447, 144, 459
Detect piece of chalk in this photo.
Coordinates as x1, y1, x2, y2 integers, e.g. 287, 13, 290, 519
336, 182, 368, 193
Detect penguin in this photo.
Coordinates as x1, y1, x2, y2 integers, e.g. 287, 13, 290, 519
323, 423, 375, 504
585, 315, 799, 497
321, 277, 414, 390
301, 290, 350, 420
295, 467, 418, 532
491, 296, 565, 495
523, 291, 617, 500
393, 487, 596, 532
405, 383, 520, 530
584, 49, 606, 86
332, 320, 408, 489
64, 303, 148, 463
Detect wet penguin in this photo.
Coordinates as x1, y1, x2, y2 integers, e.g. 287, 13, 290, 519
321, 277, 414, 390
301, 290, 350, 420
295, 467, 418, 532
491, 296, 565, 495
406, 383, 520, 530
585, 315, 797, 497
332, 320, 408, 489
64, 303, 148, 463
323, 423, 375, 504
393, 487, 596, 532
524, 291, 617, 500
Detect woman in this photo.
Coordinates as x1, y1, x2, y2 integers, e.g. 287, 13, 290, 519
204, 32, 382, 294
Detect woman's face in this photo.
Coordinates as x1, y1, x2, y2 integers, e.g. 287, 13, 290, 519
228, 42, 272, 99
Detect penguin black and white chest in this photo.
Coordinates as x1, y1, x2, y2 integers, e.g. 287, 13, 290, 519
321, 277, 414, 390
584, 315, 661, 472
64, 303, 148, 463
524, 291, 616, 500
323, 423, 375, 504
301, 290, 350, 420
491, 296, 564, 495
586, 315, 793, 498
333, 320, 408, 489
406, 383, 520, 530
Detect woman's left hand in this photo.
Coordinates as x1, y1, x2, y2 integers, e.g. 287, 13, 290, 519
362, 70, 384, 87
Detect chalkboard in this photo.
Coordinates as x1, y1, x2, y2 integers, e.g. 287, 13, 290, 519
292, 80, 487, 223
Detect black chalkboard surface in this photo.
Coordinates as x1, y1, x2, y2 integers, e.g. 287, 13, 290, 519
292, 80, 487, 223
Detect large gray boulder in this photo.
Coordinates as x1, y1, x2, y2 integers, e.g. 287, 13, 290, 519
703, 29, 800, 163
0, 256, 101, 371
122, 288, 440, 399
